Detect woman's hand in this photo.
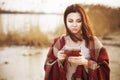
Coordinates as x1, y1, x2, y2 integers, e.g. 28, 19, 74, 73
57, 50, 66, 61
68, 55, 88, 67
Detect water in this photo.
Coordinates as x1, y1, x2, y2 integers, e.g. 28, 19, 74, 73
0, 44, 120, 80
0, 13, 63, 34
0, 46, 48, 80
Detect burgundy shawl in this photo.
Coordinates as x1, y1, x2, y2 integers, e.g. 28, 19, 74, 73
44, 36, 110, 80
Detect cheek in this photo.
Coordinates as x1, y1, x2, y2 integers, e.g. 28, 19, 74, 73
77, 23, 82, 29
79, 22, 82, 26
66, 22, 71, 27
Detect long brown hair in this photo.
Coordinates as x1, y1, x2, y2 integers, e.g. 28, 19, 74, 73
64, 4, 94, 47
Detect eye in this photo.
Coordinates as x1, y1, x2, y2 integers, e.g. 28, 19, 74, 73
77, 19, 82, 23
68, 20, 73, 23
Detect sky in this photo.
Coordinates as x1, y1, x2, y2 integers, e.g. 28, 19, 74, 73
0, 0, 120, 13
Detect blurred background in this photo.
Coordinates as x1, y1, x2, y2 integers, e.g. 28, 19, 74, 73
0, 0, 120, 80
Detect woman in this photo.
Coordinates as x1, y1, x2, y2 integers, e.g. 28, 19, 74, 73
44, 4, 110, 80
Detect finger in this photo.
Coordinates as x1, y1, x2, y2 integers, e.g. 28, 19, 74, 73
68, 58, 75, 62
59, 51, 64, 54
68, 58, 82, 64
68, 56, 82, 59
79, 52, 82, 56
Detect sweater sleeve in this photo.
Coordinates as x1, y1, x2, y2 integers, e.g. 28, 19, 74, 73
44, 38, 59, 80
88, 47, 110, 80
44, 36, 66, 80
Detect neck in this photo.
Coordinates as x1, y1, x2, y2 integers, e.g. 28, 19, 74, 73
74, 31, 83, 41
68, 36, 84, 47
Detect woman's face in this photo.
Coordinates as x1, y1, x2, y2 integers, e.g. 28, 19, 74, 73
66, 12, 82, 35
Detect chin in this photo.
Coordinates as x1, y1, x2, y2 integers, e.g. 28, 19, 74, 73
71, 31, 79, 34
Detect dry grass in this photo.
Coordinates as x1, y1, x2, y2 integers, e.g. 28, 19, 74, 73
0, 26, 51, 47
53, 24, 66, 37
83, 4, 120, 36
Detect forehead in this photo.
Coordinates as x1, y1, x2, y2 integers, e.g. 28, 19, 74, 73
67, 12, 81, 19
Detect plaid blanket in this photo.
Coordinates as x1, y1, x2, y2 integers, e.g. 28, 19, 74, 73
44, 36, 110, 80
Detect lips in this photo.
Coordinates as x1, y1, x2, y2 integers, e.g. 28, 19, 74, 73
72, 28, 77, 31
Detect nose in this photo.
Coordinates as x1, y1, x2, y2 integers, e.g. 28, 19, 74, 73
72, 22, 77, 27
